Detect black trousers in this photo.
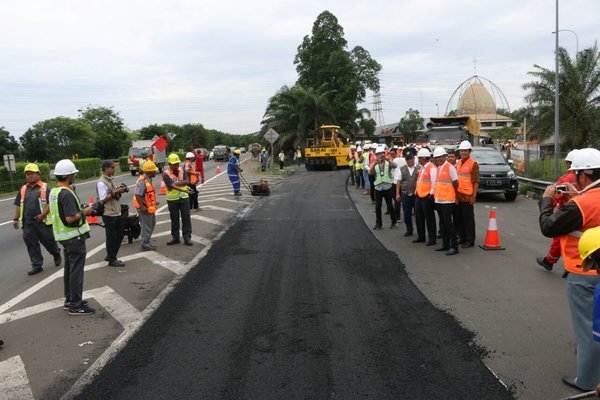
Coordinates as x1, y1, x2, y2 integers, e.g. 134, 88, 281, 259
349, 168, 355, 185
391, 184, 401, 221
401, 194, 416, 234
62, 237, 86, 308
189, 184, 199, 210
456, 202, 476, 244
22, 223, 60, 268
375, 187, 397, 227
102, 215, 124, 262
168, 199, 192, 241
415, 195, 437, 242
355, 170, 363, 188
436, 202, 458, 249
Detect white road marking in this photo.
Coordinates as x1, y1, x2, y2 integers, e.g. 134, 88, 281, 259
85, 286, 141, 330
0, 221, 13, 226
200, 205, 236, 213
191, 215, 225, 226
0, 356, 34, 400
151, 230, 212, 246
199, 197, 252, 205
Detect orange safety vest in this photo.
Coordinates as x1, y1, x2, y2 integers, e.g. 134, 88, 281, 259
19, 181, 52, 227
132, 175, 157, 213
434, 162, 456, 202
184, 160, 198, 184
559, 187, 600, 274
415, 162, 434, 198
456, 157, 475, 196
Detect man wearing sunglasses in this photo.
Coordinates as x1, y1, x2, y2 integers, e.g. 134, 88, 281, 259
539, 148, 600, 392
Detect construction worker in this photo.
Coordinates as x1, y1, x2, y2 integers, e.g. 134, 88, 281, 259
13, 163, 61, 275
98, 160, 127, 267
432, 147, 459, 255
354, 147, 364, 189
347, 146, 356, 186
537, 149, 580, 270
184, 152, 201, 211
162, 154, 194, 246
370, 146, 397, 230
395, 147, 420, 237
455, 140, 480, 248
577, 227, 600, 345
228, 149, 243, 196
260, 148, 267, 172
362, 144, 371, 196
134, 161, 159, 251
413, 148, 437, 246
191, 144, 206, 184
367, 145, 377, 202
49, 159, 95, 315
539, 148, 600, 391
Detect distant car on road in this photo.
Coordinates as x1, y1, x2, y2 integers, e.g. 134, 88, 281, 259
470, 146, 518, 201
213, 145, 228, 162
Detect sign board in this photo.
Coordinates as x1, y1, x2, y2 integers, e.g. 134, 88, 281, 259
153, 135, 168, 151
3, 154, 16, 173
265, 128, 279, 144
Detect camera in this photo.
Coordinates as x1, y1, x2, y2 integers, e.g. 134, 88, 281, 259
119, 183, 129, 193
556, 184, 568, 193
81, 201, 104, 217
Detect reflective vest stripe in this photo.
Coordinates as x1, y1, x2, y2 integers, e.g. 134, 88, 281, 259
49, 187, 91, 242
374, 162, 394, 186
165, 169, 189, 201
434, 162, 456, 202
185, 161, 198, 184
19, 181, 52, 228
457, 158, 475, 195
415, 163, 434, 198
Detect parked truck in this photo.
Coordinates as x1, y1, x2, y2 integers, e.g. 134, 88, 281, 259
128, 140, 167, 175
415, 116, 479, 148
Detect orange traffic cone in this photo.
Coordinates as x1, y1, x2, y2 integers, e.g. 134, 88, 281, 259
479, 209, 505, 250
215, 165, 221, 173
87, 197, 99, 224
159, 178, 166, 195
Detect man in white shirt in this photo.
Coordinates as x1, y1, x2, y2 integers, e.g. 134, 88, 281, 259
97, 160, 128, 267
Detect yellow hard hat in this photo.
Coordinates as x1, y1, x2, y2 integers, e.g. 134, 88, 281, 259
234, 149, 241, 155
24, 163, 40, 173
579, 226, 600, 271
168, 153, 181, 164
142, 160, 159, 172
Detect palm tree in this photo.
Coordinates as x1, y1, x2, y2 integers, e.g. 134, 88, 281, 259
522, 43, 600, 149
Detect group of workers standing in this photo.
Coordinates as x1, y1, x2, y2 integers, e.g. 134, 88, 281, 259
347, 140, 480, 256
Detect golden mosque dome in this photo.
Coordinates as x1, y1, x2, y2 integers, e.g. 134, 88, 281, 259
447, 75, 511, 120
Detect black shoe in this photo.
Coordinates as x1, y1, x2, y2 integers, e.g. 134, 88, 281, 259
436, 233, 442, 239
27, 267, 43, 276
104, 256, 109, 262
435, 247, 450, 252
234, 192, 243, 197
446, 248, 459, 256
141, 245, 156, 251
412, 238, 425, 243
68, 305, 95, 316
562, 376, 586, 391
64, 300, 89, 310
108, 260, 125, 267
536, 257, 554, 271
167, 239, 180, 246
461, 242, 475, 248
404, 232, 413, 237
384, 211, 390, 215
373, 225, 382, 230
54, 254, 62, 267
457, 239, 465, 245
425, 241, 436, 246
184, 240, 193, 246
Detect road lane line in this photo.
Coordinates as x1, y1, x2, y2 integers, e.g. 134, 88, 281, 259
0, 356, 34, 400
86, 286, 141, 330
191, 215, 225, 226
198, 197, 252, 204
199, 205, 236, 213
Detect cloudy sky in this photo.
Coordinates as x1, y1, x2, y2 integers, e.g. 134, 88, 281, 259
1, 0, 598, 138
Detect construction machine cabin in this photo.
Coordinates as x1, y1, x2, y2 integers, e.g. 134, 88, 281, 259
304, 125, 351, 171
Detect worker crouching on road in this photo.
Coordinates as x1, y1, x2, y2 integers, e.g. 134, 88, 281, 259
432, 147, 459, 256
49, 159, 95, 315
98, 160, 127, 267
413, 148, 437, 246
228, 149, 243, 196
184, 152, 201, 211
370, 146, 397, 230
162, 154, 194, 246
539, 148, 600, 391
134, 161, 159, 251
455, 141, 480, 248
13, 163, 62, 276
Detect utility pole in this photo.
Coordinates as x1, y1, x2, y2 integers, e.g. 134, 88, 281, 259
554, 0, 560, 180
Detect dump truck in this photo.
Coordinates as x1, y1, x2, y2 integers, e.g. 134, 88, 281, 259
128, 139, 167, 175
415, 116, 480, 148
304, 125, 351, 171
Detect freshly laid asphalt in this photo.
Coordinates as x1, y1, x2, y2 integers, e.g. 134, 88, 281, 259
76, 169, 513, 399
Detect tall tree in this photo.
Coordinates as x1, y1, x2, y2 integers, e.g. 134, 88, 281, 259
79, 106, 130, 159
522, 44, 600, 149
0, 127, 19, 158
397, 109, 424, 144
20, 117, 95, 162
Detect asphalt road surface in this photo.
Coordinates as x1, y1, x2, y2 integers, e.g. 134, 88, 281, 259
76, 169, 513, 400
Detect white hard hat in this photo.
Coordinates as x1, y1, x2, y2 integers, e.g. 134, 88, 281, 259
356, 146, 363, 152
569, 148, 600, 171
186, 152, 195, 159
458, 140, 472, 150
375, 146, 385, 154
417, 148, 431, 158
433, 147, 447, 157
54, 159, 78, 176
363, 144, 370, 150
565, 149, 579, 162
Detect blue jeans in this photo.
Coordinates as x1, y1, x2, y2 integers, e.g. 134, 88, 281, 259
363, 169, 371, 190
401, 195, 415, 234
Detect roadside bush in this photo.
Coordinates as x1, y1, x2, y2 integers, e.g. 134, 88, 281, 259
72, 158, 102, 180
118, 156, 129, 173
518, 183, 533, 195
0, 162, 51, 194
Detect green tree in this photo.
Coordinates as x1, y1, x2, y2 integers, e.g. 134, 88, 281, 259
0, 127, 19, 158
522, 44, 600, 149
20, 117, 95, 162
397, 108, 424, 144
79, 106, 130, 159
292, 11, 381, 135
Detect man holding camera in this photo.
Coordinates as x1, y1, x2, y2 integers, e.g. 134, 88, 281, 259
98, 160, 127, 267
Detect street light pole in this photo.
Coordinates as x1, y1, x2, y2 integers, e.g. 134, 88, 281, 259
553, 0, 560, 180
436, 103, 439, 117
553, 29, 579, 55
